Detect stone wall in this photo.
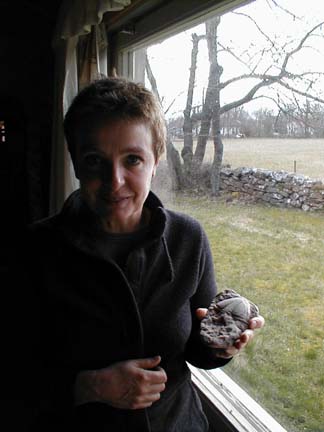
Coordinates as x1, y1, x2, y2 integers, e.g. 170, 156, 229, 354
220, 167, 324, 211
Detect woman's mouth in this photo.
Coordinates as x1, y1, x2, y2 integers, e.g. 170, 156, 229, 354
103, 196, 130, 204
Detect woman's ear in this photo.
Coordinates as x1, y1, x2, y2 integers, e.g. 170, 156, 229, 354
72, 159, 80, 180
71, 148, 83, 180
152, 159, 159, 178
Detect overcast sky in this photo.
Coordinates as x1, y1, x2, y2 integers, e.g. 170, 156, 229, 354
142, 0, 324, 118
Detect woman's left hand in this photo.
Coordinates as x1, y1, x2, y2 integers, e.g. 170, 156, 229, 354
196, 308, 265, 359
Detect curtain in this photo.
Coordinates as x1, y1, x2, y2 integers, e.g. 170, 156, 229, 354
78, 23, 108, 89
50, 0, 131, 214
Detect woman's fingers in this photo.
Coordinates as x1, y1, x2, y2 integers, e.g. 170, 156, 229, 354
91, 356, 168, 409
250, 315, 265, 329
147, 382, 166, 393
196, 308, 208, 320
144, 369, 168, 385
234, 329, 254, 349
129, 392, 162, 410
133, 355, 162, 370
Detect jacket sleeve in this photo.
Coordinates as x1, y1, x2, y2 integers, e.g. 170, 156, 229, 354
184, 226, 232, 369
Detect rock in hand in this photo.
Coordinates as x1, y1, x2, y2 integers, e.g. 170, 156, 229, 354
200, 289, 259, 349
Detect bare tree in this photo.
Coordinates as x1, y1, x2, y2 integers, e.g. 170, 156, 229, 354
146, 2, 324, 193
195, 12, 324, 193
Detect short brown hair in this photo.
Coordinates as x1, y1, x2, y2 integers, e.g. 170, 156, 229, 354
63, 77, 166, 164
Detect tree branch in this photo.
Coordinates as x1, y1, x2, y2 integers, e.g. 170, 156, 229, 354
281, 21, 324, 72
275, 79, 324, 104
266, 0, 301, 21
220, 80, 272, 113
232, 11, 276, 48
145, 53, 161, 104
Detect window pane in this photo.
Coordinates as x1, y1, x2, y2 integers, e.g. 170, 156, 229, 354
132, 1, 324, 431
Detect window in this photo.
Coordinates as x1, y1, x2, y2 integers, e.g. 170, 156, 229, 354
114, 0, 324, 430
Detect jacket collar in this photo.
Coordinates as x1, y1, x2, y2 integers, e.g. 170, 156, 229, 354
56, 189, 174, 283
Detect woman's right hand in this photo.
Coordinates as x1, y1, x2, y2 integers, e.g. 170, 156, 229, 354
74, 355, 167, 410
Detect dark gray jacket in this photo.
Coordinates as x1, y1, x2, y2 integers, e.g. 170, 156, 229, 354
5, 191, 229, 431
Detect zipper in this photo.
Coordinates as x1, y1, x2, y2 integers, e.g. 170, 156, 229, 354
114, 263, 152, 432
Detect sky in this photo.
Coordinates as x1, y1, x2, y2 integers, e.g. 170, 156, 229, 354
139, 0, 324, 119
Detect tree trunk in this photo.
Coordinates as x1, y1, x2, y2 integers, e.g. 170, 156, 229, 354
211, 119, 223, 196
193, 16, 221, 168
304, 99, 311, 138
182, 34, 203, 176
166, 136, 183, 190
192, 73, 215, 166
145, 53, 183, 189
145, 53, 161, 102
204, 16, 224, 195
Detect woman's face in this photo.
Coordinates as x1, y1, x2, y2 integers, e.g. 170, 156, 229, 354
77, 119, 158, 233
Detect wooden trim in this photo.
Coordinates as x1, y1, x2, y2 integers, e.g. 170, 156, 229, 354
104, 0, 167, 32
107, 0, 253, 51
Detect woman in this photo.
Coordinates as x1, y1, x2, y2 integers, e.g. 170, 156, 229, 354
8, 78, 264, 431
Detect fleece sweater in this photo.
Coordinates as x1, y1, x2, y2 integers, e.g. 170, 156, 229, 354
4, 190, 230, 432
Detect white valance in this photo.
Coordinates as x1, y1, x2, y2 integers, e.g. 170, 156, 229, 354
53, 0, 131, 45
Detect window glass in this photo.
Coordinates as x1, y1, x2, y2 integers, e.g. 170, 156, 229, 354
132, 1, 324, 431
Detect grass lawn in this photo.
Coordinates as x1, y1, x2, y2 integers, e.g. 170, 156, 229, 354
166, 194, 324, 432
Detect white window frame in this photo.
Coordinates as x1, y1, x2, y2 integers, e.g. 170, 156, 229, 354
189, 365, 287, 432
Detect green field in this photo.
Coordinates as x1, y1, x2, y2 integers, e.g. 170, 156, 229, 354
171, 138, 324, 180
156, 139, 324, 431
164, 195, 324, 432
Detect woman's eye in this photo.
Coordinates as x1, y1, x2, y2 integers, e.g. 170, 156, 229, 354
126, 155, 141, 166
84, 154, 102, 169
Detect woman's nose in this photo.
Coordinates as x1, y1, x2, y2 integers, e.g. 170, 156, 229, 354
102, 162, 125, 190
112, 165, 125, 190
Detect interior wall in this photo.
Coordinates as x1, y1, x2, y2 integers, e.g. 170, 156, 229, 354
0, 0, 62, 263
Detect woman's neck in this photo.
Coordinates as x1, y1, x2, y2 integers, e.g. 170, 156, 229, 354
101, 207, 151, 234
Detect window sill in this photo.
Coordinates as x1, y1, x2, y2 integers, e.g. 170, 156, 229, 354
188, 365, 287, 432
